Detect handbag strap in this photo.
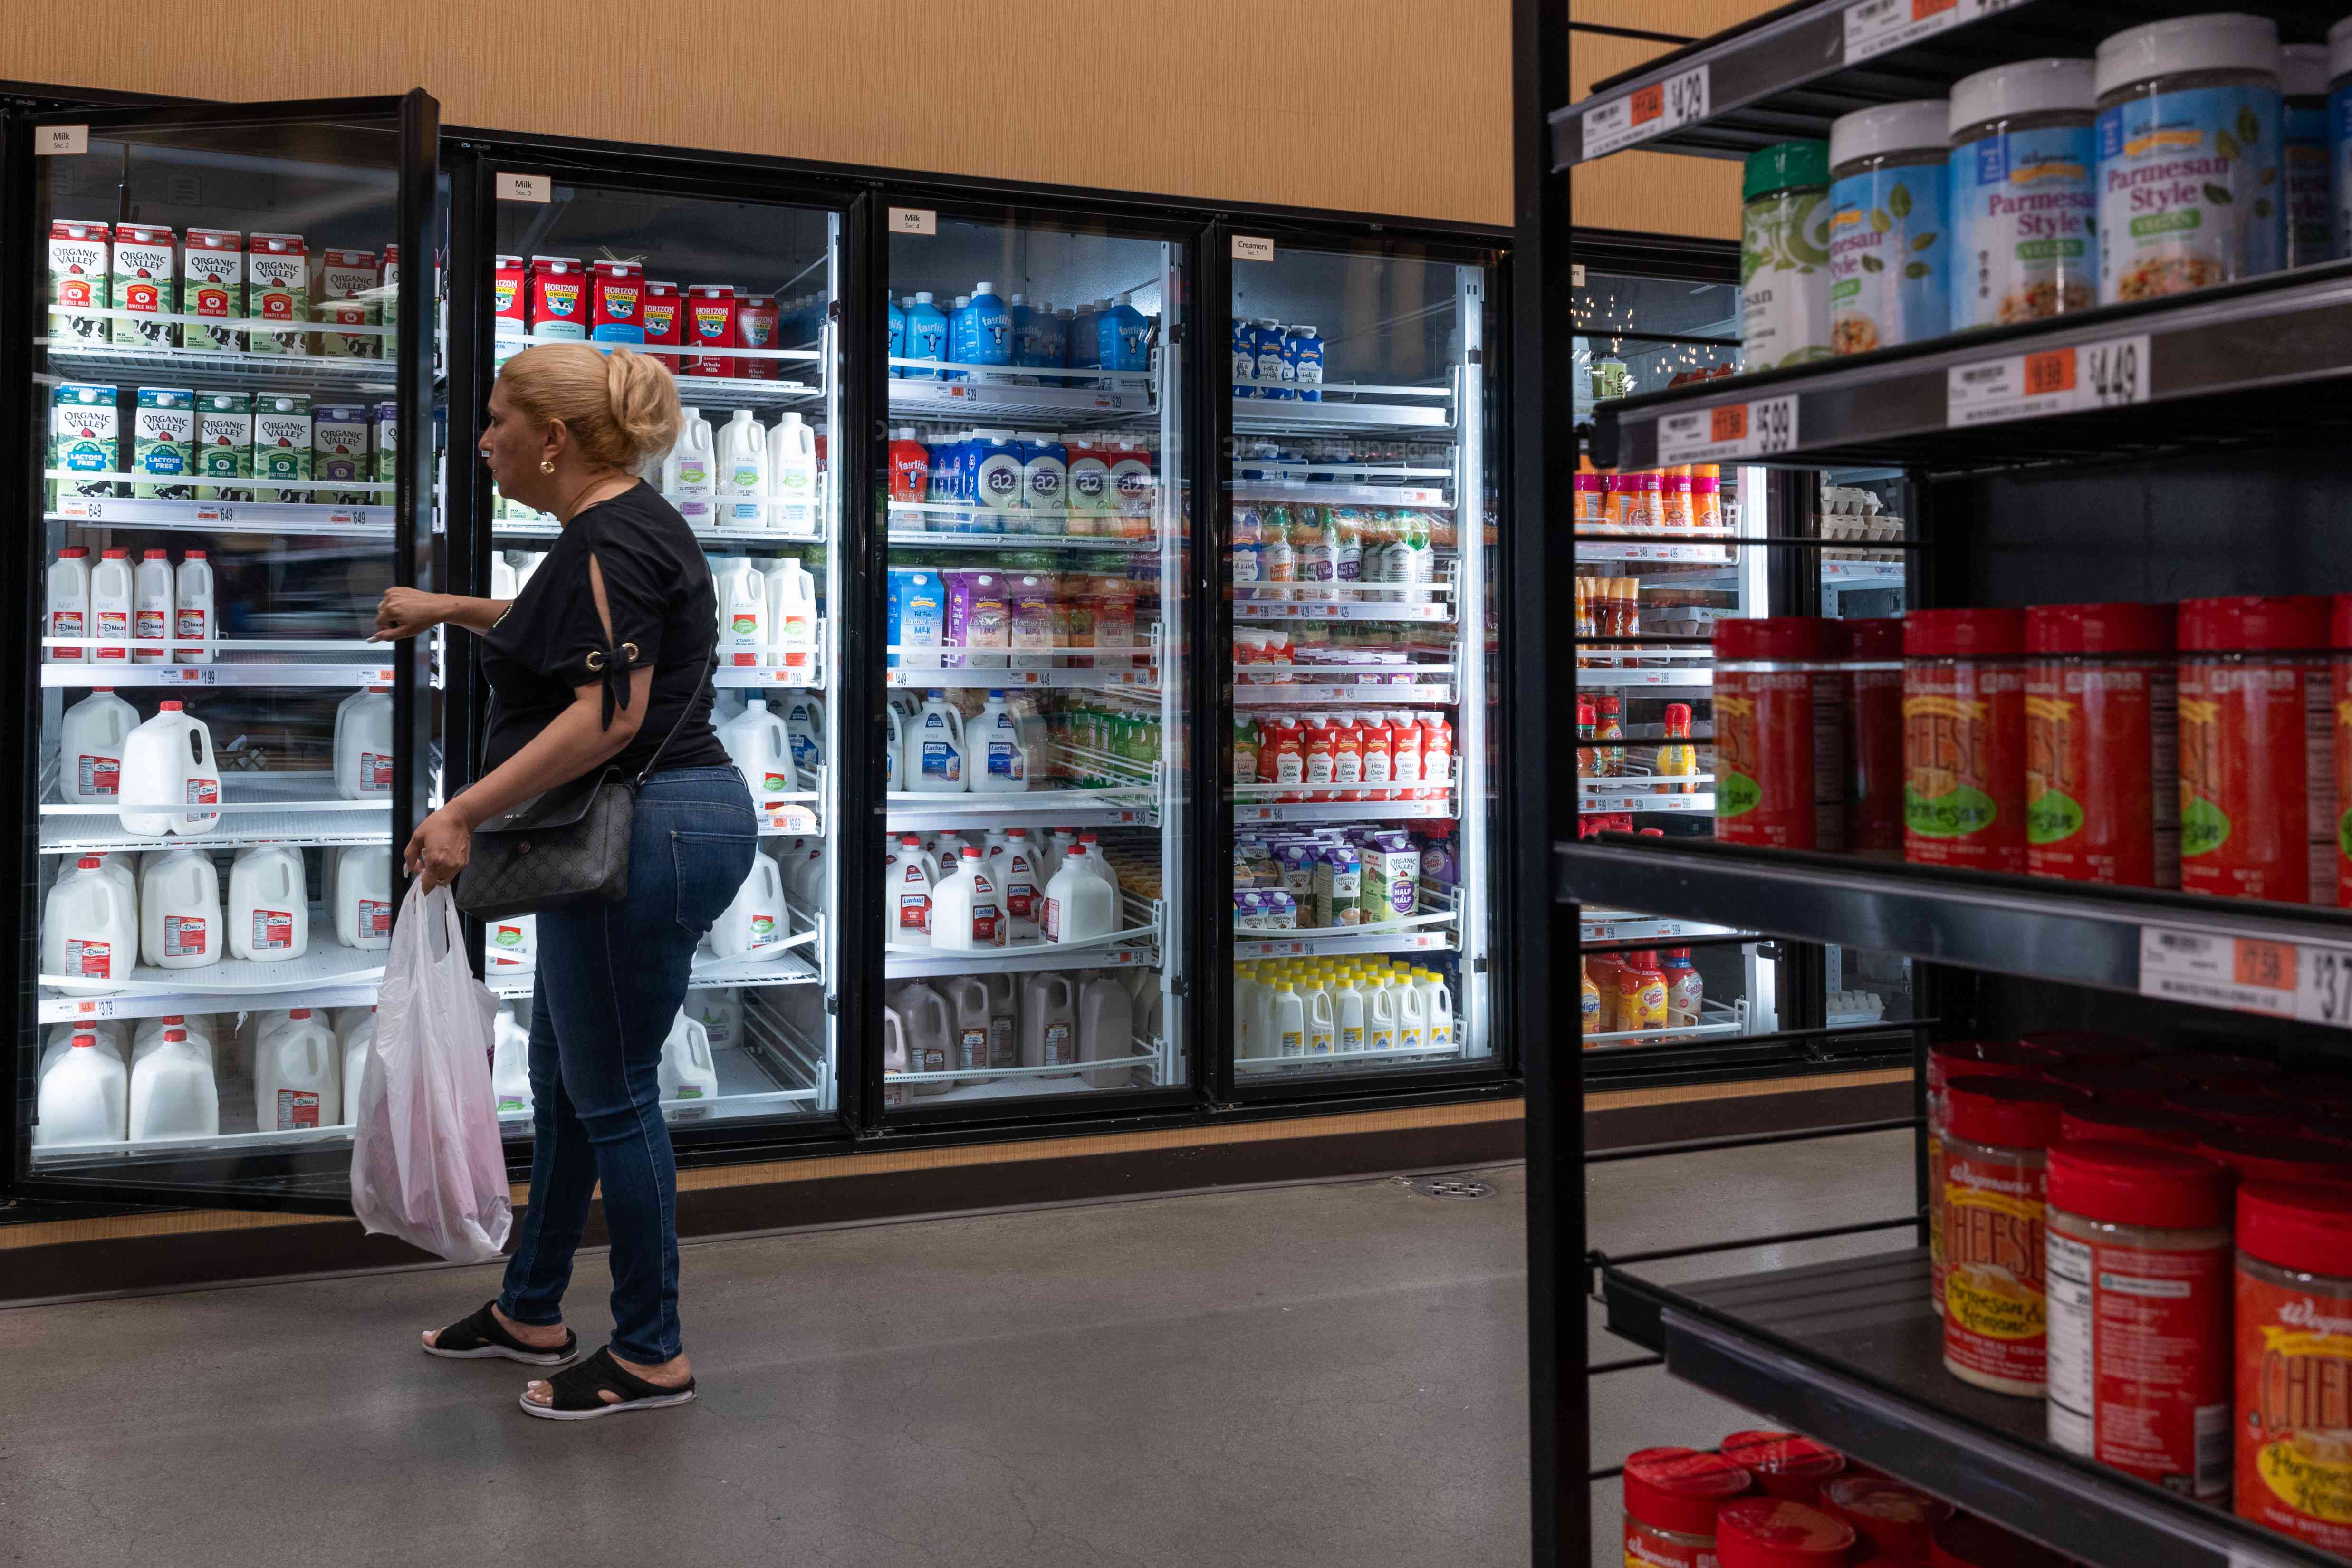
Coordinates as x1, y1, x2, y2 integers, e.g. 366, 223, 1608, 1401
633, 650, 715, 788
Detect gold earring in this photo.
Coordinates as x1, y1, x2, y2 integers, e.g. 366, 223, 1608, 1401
539, 459, 556, 474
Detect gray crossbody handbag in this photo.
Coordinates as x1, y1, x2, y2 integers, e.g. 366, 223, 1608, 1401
451, 652, 712, 923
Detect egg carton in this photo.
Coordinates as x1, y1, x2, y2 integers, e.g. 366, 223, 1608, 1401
1827, 989, 1886, 1027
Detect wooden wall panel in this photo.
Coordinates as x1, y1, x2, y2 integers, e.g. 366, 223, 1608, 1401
0, 0, 1514, 225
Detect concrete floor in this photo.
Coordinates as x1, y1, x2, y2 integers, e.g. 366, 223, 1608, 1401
0, 1129, 1915, 1568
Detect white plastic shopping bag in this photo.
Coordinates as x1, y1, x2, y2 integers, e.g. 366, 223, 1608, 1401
350, 883, 512, 1263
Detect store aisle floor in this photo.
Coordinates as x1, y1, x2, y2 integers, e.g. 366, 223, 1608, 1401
0, 1168, 1530, 1568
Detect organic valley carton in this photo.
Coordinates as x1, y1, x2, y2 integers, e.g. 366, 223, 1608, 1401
252, 393, 312, 501
370, 401, 398, 486
315, 248, 376, 300
181, 230, 243, 352
314, 298, 378, 359
49, 384, 120, 505
193, 392, 253, 501
313, 404, 370, 505
133, 388, 196, 500
47, 220, 110, 345
110, 225, 176, 347
247, 233, 309, 355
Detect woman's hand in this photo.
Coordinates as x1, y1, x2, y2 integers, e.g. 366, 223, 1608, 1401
404, 803, 474, 892
372, 587, 451, 643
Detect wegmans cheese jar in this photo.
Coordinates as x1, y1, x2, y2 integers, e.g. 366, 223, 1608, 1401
2234, 1181, 2352, 1554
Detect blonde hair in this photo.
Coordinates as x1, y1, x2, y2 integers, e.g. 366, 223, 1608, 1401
498, 343, 682, 472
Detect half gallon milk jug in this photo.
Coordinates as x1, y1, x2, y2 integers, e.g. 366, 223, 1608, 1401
334, 686, 394, 799
339, 1009, 378, 1124
1365, 976, 1399, 1050
904, 690, 967, 792
1042, 843, 1115, 943
983, 972, 1019, 1067
941, 974, 993, 1080
139, 846, 221, 969
253, 1009, 336, 1131
118, 701, 221, 836
1078, 973, 1135, 1089
659, 1010, 718, 1103
769, 412, 818, 532
888, 834, 933, 946
490, 1007, 531, 1117
1414, 969, 1454, 1050
715, 556, 767, 667
133, 549, 173, 664
717, 409, 768, 528
90, 547, 133, 662
43, 856, 136, 992
969, 690, 1030, 794
929, 845, 1005, 950
882, 1004, 910, 1108
333, 846, 393, 950
767, 557, 818, 664
59, 687, 135, 803
663, 405, 717, 523
1019, 972, 1078, 1068
129, 1026, 219, 1140
174, 551, 214, 664
894, 982, 952, 1096
229, 844, 308, 962
48, 546, 91, 662
710, 854, 785, 958
37, 1032, 127, 1145
719, 698, 793, 805
783, 693, 825, 774
1396, 977, 1430, 1052
783, 837, 826, 908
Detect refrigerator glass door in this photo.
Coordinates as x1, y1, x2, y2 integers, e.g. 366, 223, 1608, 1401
481, 176, 843, 1135
1225, 240, 1497, 1081
17, 96, 438, 1201
879, 212, 1187, 1111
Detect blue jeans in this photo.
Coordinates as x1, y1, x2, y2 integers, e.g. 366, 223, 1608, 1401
498, 766, 756, 1363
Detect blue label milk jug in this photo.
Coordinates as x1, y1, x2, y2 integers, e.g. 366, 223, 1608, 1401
904, 292, 948, 379
887, 295, 907, 379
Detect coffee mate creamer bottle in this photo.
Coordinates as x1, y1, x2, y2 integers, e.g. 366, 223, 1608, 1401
110, 225, 176, 348
181, 230, 243, 352
48, 220, 110, 344
193, 393, 253, 501
252, 393, 312, 502
247, 233, 309, 355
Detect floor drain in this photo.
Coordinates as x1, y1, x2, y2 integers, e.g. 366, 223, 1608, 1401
1408, 1176, 1497, 1201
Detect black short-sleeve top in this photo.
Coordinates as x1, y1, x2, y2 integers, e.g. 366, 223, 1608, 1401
479, 482, 730, 777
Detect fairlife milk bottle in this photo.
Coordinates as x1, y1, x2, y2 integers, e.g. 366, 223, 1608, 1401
904, 292, 949, 378
886, 294, 907, 376
963, 282, 1012, 375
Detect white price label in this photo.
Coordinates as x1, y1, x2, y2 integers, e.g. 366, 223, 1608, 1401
495, 172, 550, 204
1579, 65, 1710, 160
888, 207, 937, 237
37, 124, 89, 156
2135, 925, 2352, 1026
1843, 0, 2011, 64
1947, 334, 2150, 427
1231, 235, 1276, 263
1573, 264, 1587, 289
1655, 395, 1798, 464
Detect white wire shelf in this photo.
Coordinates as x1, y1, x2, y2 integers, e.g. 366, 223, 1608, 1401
38, 928, 385, 1022
40, 771, 393, 851
1581, 767, 1714, 814
1233, 904, 1457, 961
889, 365, 1156, 423
1574, 537, 1743, 564
1231, 790, 1457, 825
1234, 676, 1457, 705
42, 640, 394, 687
1583, 1000, 1748, 1050
1234, 1039, 1467, 1072
1580, 912, 1753, 944
884, 784, 1157, 831
888, 1044, 1160, 1090
887, 523, 1156, 552
1232, 379, 1455, 439
41, 338, 401, 394
886, 895, 1161, 978
48, 497, 394, 534
885, 645, 1154, 690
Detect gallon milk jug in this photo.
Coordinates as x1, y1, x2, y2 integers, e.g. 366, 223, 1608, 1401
969, 690, 1030, 794
887, 834, 933, 946
659, 1011, 718, 1103
490, 1006, 532, 1117
333, 846, 393, 950
1078, 973, 1135, 1089
98, 850, 138, 911
784, 837, 826, 909
118, 701, 221, 836
1078, 832, 1122, 895
989, 829, 1044, 942
139, 846, 221, 969
48, 546, 91, 663
711, 854, 786, 958
894, 982, 953, 1095
338, 1009, 378, 1124
175, 551, 214, 664
132, 549, 173, 665
691, 987, 744, 1051
490, 553, 519, 600
334, 686, 394, 799
929, 845, 1005, 950
983, 971, 1019, 1067
717, 409, 768, 528
37, 1032, 127, 1145
662, 405, 717, 522
882, 1004, 911, 1108
129, 1026, 219, 1140
941, 974, 994, 1080
132, 1014, 211, 1065
884, 704, 902, 790
1042, 843, 1115, 944
769, 412, 818, 532
1019, 972, 1079, 1068
904, 690, 967, 792
229, 844, 308, 962
44, 856, 136, 992
782, 693, 825, 774
719, 698, 793, 805
487, 913, 537, 973
90, 547, 133, 662
767, 557, 818, 665
253, 1009, 336, 1131
59, 687, 135, 803
715, 557, 768, 667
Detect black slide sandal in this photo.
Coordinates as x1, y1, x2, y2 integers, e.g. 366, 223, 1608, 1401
520, 1346, 698, 1421
424, 1300, 579, 1366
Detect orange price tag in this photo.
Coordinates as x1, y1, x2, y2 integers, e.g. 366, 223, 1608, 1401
2023, 349, 2075, 397
1911, 0, 1958, 18
2234, 939, 2297, 992
1628, 83, 1664, 126
1709, 404, 1749, 444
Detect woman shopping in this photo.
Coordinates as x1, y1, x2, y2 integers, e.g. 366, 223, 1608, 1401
374, 343, 755, 1420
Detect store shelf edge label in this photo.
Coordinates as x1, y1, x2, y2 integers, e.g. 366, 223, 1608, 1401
1231, 236, 1276, 263
495, 172, 550, 204
1843, 0, 2017, 66
2139, 924, 2352, 1027
1656, 394, 1796, 464
1579, 64, 1709, 160
1947, 334, 2150, 427
888, 207, 937, 237
36, 125, 88, 157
